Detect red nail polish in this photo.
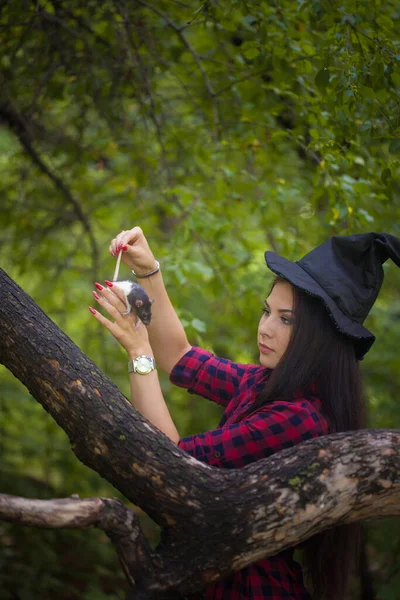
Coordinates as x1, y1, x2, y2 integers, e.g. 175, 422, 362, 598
92, 291, 100, 300
95, 282, 103, 291
88, 306, 96, 314
105, 280, 113, 287
122, 245, 128, 251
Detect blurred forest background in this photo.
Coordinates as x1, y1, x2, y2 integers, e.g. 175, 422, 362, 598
0, 0, 400, 598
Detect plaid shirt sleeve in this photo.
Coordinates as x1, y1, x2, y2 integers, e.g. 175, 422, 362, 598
178, 399, 328, 469
170, 345, 260, 408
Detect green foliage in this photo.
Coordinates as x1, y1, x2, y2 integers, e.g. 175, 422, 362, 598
0, 0, 399, 597
0, 524, 127, 600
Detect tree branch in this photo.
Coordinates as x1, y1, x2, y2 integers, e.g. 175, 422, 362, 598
1, 267, 400, 597
0, 493, 108, 528
0, 494, 154, 588
49, 0, 112, 49
117, 1, 170, 177
136, 0, 221, 140
0, 100, 99, 278
349, 23, 396, 59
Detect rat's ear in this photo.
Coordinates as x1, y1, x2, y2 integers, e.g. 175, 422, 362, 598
135, 299, 144, 307
150, 299, 155, 304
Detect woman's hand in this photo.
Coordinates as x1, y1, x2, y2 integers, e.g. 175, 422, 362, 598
89, 283, 151, 358
90, 282, 180, 444
109, 226, 157, 276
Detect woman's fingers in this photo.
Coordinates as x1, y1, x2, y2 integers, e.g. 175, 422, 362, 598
94, 282, 127, 313
88, 306, 119, 336
90, 276, 151, 355
104, 281, 125, 299
114, 231, 127, 254
109, 227, 143, 256
93, 288, 136, 325
92, 290, 124, 320
103, 281, 130, 311
89, 304, 140, 353
118, 227, 143, 251
109, 230, 125, 256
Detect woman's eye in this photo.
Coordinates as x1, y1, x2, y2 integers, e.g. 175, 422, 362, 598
281, 317, 293, 325
261, 308, 292, 324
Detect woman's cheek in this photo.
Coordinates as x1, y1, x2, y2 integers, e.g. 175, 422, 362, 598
282, 328, 292, 354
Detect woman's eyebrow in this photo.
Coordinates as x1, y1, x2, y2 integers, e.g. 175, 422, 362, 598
264, 300, 293, 313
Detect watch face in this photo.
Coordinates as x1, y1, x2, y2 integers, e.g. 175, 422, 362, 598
135, 356, 153, 374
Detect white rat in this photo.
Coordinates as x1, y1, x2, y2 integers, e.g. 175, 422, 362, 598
113, 281, 154, 325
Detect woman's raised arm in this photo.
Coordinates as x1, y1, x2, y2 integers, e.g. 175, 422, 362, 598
109, 227, 191, 374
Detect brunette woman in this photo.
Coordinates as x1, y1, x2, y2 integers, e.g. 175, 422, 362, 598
90, 228, 400, 600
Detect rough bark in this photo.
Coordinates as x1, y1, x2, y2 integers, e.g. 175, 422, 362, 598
0, 494, 153, 589
1, 266, 400, 598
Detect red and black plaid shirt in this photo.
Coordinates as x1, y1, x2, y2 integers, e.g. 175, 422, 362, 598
170, 346, 329, 600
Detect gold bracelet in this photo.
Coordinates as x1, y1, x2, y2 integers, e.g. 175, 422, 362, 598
132, 260, 160, 279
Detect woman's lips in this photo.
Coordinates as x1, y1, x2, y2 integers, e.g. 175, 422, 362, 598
259, 343, 273, 354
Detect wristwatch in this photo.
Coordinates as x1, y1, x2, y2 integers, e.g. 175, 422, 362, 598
128, 355, 156, 375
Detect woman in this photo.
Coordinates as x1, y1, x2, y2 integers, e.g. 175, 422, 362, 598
89, 227, 400, 600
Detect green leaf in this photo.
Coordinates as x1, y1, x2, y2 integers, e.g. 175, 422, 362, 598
381, 168, 392, 184
388, 140, 400, 154
241, 42, 260, 59
353, 181, 370, 193
242, 15, 258, 30
358, 208, 374, 223
315, 68, 330, 89
391, 72, 400, 87
191, 318, 207, 333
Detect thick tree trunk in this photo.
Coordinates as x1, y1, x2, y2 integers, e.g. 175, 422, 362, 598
1, 267, 400, 598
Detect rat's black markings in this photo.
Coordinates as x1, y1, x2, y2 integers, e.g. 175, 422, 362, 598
113, 281, 154, 325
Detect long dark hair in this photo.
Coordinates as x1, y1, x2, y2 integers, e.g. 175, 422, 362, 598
243, 277, 368, 599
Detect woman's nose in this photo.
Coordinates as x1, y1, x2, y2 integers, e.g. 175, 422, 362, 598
260, 317, 276, 337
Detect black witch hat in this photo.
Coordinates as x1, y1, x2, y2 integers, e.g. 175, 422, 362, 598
265, 232, 400, 360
